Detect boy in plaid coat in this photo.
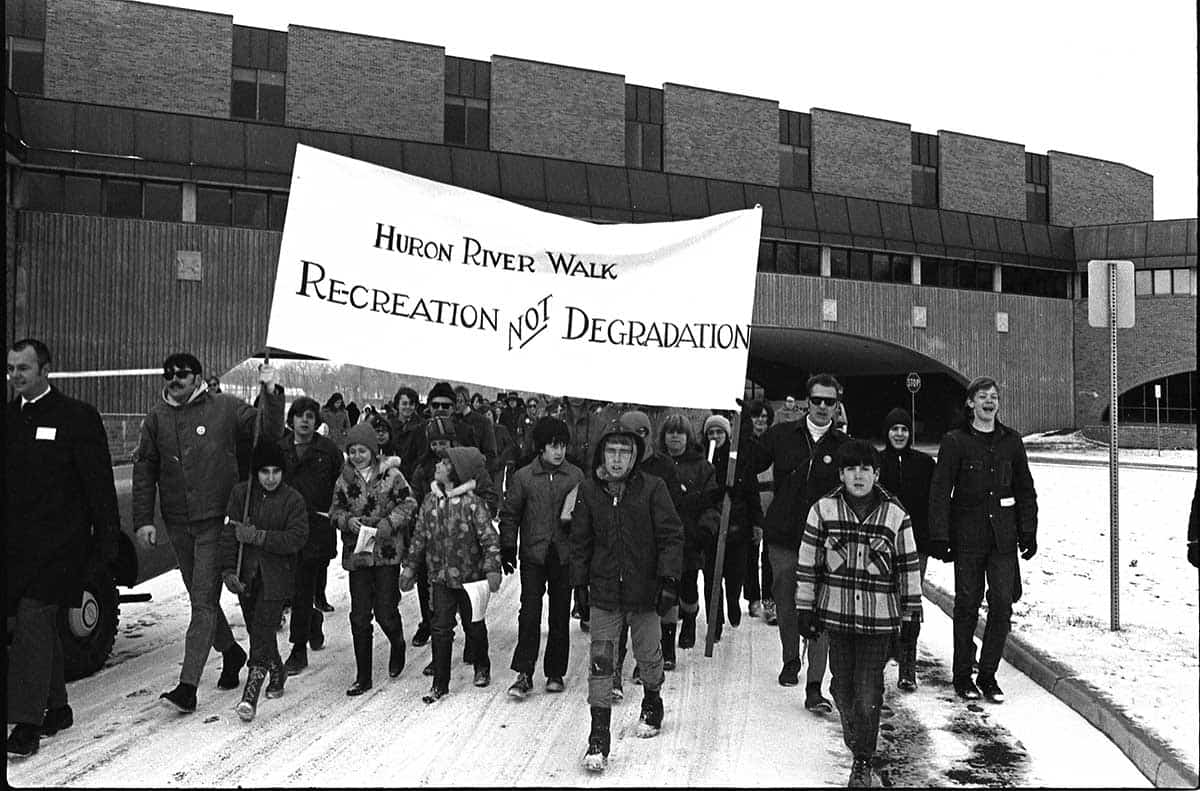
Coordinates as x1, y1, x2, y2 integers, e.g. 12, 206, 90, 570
795, 440, 922, 788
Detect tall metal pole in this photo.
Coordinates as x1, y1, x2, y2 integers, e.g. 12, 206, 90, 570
1155, 386, 1161, 456
1108, 262, 1120, 631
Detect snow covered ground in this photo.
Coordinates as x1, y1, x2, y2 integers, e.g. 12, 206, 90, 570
924, 461, 1199, 775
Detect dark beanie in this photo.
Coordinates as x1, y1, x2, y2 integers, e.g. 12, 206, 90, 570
426, 416, 456, 443
532, 417, 570, 452
428, 381, 456, 404
883, 407, 913, 435
252, 440, 287, 471
345, 422, 380, 456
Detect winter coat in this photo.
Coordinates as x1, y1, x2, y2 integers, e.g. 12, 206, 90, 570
491, 422, 518, 483
321, 406, 351, 450
329, 456, 418, 570
711, 440, 763, 545
499, 456, 585, 566
878, 445, 936, 554
132, 383, 284, 527
928, 422, 1037, 555
453, 409, 498, 467
407, 480, 501, 588
280, 433, 343, 561
221, 481, 309, 601
754, 419, 850, 550
569, 426, 684, 613
795, 486, 923, 634
410, 449, 501, 520
665, 447, 721, 571
387, 413, 427, 481
5, 388, 121, 611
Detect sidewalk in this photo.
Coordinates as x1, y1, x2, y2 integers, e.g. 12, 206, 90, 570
922, 580, 1199, 788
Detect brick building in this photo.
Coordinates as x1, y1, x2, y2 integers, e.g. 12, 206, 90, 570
4, 0, 1196, 445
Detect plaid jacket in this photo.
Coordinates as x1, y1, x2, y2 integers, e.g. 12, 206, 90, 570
795, 485, 923, 634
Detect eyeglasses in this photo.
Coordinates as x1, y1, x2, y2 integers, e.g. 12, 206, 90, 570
634, 427, 650, 436
163, 369, 195, 380
604, 448, 635, 458
430, 400, 454, 411
808, 396, 839, 407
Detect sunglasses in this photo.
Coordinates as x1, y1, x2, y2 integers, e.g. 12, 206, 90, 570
164, 369, 195, 380
808, 396, 839, 407
430, 400, 454, 410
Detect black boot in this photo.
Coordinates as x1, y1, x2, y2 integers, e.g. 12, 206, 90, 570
236, 666, 267, 722
284, 644, 308, 676
309, 608, 326, 650
661, 624, 677, 671
388, 633, 407, 678
217, 643, 247, 690
346, 634, 373, 696
582, 706, 611, 772
265, 656, 286, 699
636, 688, 664, 737
898, 620, 920, 691
677, 613, 696, 649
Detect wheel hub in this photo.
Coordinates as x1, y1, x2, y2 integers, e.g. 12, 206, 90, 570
68, 591, 101, 638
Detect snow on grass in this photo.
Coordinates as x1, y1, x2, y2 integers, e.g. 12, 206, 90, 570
924, 462, 1200, 772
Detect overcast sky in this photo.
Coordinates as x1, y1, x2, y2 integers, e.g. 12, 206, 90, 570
145, 0, 1197, 222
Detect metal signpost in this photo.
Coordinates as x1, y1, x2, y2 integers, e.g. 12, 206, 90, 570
1087, 260, 1135, 631
906, 372, 921, 436
1154, 384, 1162, 456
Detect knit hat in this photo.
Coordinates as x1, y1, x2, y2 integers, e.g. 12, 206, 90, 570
445, 446, 486, 485
345, 422, 379, 457
883, 407, 913, 434
252, 440, 286, 471
618, 410, 652, 437
426, 416, 456, 444
703, 414, 732, 437
428, 381, 457, 404
532, 416, 570, 452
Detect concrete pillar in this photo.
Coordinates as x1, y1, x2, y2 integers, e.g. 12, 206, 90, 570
182, 183, 197, 222
912, 254, 922, 285
820, 246, 831, 277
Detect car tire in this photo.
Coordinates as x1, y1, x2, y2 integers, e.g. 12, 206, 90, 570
60, 561, 120, 681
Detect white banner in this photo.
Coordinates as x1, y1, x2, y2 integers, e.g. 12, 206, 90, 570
266, 145, 762, 410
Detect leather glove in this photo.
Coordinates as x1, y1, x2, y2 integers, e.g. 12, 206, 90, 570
1018, 534, 1037, 561
796, 609, 821, 639
500, 546, 517, 575
398, 569, 415, 592
655, 576, 679, 617
487, 572, 502, 593
235, 522, 264, 545
222, 572, 246, 595
927, 539, 954, 563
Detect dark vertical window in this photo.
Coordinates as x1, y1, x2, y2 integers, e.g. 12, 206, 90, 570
1026, 152, 1049, 223
829, 248, 849, 279
143, 182, 182, 221
445, 56, 490, 149
233, 190, 269, 228
269, 193, 289, 231
798, 244, 820, 275
6, 36, 44, 95
911, 132, 938, 208
775, 242, 799, 275
196, 186, 232, 225
24, 171, 62, 210
849, 250, 870, 281
104, 178, 142, 218
625, 84, 663, 171
64, 176, 102, 214
231, 26, 286, 123
758, 241, 776, 273
778, 110, 811, 190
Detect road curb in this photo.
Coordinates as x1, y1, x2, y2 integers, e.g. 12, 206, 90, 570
922, 580, 1199, 789
1024, 453, 1195, 473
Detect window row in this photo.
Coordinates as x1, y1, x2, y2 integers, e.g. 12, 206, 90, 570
830, 249, 913, 284
1117, 371, 1198, 426
1134, 268, 1196, 296
20, 172, 288, 230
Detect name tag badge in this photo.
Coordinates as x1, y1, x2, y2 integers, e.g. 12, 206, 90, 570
36, 426, 57, 441
1000, 497, 1016, 507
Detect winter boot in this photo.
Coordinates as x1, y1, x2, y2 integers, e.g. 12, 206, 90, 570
977, 674, 1005, 703
6, 724, 40, 757
309, 608, 326, 651
265, 657, 286, 699
284, 644, 308, 676
848, 757, 873, 787
677, 613, 696, 650
763, 599, 779, 625
636, 688, 664, 738
508, 672, 533, 699
422, 684, 449, 705
805, 682, 833, 714
159, 683, 197, 713
582, 706, 611, 772
661, 624, 677, 671
346, 634, 373, 696
387, 634, 407, 678
236, 666, 267, 722
40, 705, 74, 737
611, 670, 624, 702
411, 621, 431, 648
216, 643, 247, 690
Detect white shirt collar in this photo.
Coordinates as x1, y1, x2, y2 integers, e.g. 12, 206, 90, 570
20, 385, 52, 407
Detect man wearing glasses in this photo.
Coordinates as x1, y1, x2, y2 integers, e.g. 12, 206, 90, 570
754, 373, 849, 713
132, 352, 283, 714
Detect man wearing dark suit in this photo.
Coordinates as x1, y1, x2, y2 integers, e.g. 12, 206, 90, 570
6, 339, 122, 757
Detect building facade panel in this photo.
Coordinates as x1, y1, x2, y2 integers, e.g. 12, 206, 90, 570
661, 84, 777, 184
938, 131, 1025, 219
44, 0, 232, 118
489, 56, 624, 165
285, 26, 443, 141
1049, 151, 1153, 226
810, 109, 910, 203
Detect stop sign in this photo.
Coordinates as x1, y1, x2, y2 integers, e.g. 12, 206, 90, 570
906, 372, 921, 393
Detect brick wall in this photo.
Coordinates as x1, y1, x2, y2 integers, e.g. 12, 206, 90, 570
490, 56, 624, 166
1072, 295, 1196, 426
938, 131, 1025, 220
662, 84, 777, 185
1049, 151, 1153, 226
285, 26, 442, 141
44, 0, 231, 118
811, 109, 910, 203
1081, 423, 1196, 450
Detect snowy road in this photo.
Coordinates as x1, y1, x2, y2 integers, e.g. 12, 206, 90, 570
8, 560, 1150, 788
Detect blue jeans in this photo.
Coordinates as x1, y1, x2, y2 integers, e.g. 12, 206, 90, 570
166, 517, 237, 686
588, 607, 662, 708
952, 550, 1020, 681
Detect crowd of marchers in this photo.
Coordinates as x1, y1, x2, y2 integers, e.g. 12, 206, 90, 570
10, 336, 1094, 787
